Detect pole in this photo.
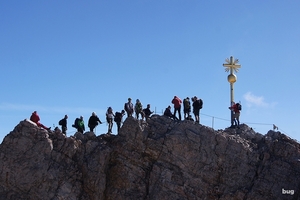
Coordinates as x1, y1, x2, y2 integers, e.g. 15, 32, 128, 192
230, 61, 234, 126
223, 55, 241, 127
230, 82, 234, 126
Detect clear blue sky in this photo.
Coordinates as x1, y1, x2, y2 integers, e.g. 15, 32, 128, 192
1, 1, 299, 142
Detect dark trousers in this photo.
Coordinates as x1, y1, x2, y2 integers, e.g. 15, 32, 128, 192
89, 126, 95, 132
107, 118, 113, 133
62, 126, 67, 135
78, 128, 84, 133
116, 122, 121, 133
174, 106, 181, 121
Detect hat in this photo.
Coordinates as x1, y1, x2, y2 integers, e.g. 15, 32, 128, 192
128, 98, 132, 101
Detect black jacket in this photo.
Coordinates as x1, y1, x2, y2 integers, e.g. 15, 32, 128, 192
164, 108, 173, 117
88, 116, 101, 127
143, 108, 153, 116
114, 112, 123, 122
59, 118, 67, 127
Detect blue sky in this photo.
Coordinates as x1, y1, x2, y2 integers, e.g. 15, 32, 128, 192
0, 1, 299, 142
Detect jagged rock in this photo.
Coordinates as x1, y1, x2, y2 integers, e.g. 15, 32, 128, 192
0, 117, 299, 199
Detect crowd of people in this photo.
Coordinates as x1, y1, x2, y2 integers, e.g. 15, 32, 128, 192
29, 96, 242, 135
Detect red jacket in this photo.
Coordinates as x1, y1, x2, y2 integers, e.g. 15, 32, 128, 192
30, 112, 40, 123
230, 104, 240, 113
172, 96, 182, 108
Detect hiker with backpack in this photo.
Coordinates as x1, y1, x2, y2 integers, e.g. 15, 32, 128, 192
75, 116, 85, 133
30, 111, 51, 131
106, 107, 114, 134
114, 110, 125, 134
124, 98, 134, 117
229, 101, 241, 128
58, 115, 68, 135
135, 99, 144, 120
183, 97, 191, 119
171, 96, 182, 121
88, 112, 102, 133
192, 96, 203, 124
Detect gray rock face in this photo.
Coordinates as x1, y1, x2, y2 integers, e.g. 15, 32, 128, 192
0, 116, 299, 199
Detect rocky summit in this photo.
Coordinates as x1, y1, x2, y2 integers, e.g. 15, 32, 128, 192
0, 115, 299, 200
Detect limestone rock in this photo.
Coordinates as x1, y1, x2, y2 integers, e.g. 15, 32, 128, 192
0, 117, 299, 199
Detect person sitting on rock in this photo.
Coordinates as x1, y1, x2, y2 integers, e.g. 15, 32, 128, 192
88, 112, 102, 132
164, 106, 178, 120
30, 111, 51, 131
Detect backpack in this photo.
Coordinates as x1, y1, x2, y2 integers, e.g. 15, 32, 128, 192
114, 112, 122, 122
199, 99, 203, 109
58, 119, 63, 126
72, 118, 79, 128
135, 102, 142, 112
236, 103, 242, 111
183, 99, 190, 110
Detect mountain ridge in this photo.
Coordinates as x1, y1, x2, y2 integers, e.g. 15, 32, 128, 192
0, 116, 299, 199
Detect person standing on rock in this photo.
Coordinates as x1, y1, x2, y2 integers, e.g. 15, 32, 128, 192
106, 107, 114, 134
30, 111, 51, 131
171, 96, 182, 121
58, 115, 68, 135
229, 101, 241, 128
183, 97, 191, 119
124, 98, 134, 117
88, 112, 102, 132
77, 116, 85, 133
114, 110, 125, 134
135, 99, 144, 120
192, 96, 203, 124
